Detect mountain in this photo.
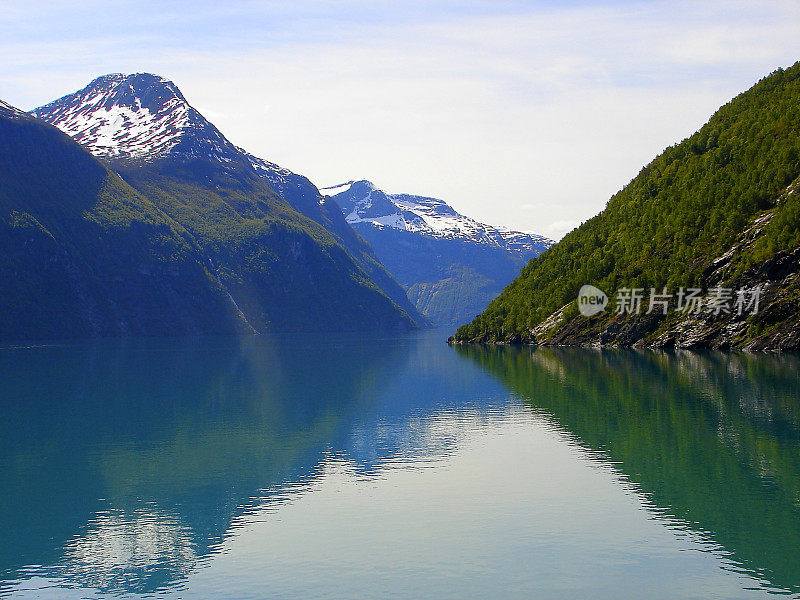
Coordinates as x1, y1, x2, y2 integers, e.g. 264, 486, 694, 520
325, 180, 553, 327
452, 62, 800, 350
31, 73, 426, 327
28, 73, 422, 337
0, 98, 251, 340
241, 153, 429, 326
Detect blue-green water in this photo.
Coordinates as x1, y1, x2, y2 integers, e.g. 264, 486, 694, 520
0, 331, 799, 599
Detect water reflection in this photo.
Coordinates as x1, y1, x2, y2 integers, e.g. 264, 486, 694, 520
456, 345, 800, 594
1, 335, 799, 597
0, 332, 507, 596
0, 335, 386, 592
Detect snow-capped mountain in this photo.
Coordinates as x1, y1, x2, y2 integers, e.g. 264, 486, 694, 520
323, 180, 553, 257
31, 73, 242, 164
0, 95, 259, 340
33, 73, 333, 197
30, 73, 428, 328
324, 180, 553, 327
31, 72, 347, 214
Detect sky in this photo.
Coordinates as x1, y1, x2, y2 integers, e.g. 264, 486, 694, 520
2, 1, 800, 239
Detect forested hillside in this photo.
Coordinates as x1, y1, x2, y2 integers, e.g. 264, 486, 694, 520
453, 62, 800, 349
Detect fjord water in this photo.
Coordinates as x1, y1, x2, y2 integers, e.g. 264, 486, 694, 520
0, 332, 798, 599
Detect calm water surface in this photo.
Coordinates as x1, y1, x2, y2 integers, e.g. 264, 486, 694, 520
0, 330, 798, 599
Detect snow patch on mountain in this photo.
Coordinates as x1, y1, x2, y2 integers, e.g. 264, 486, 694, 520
31, 73, 237, 163
240, 148, 297, 189
57, 101, 186, 159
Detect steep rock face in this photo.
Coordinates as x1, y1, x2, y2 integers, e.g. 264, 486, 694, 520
326, 180, 553, 326
453, 62, 800, 350
31, 74, 419, 334
0, 99, 250, 341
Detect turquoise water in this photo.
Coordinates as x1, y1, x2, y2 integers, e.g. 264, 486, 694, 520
0, 331, 798, 599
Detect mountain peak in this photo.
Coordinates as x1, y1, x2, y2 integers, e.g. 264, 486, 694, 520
30, 72, 225, 161
328, 180, 553, 254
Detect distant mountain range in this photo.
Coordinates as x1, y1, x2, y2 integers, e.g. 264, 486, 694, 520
325, 180, 552, 326
452, 62, 800, 350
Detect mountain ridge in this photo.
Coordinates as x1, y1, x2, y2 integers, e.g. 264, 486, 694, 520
31, 72, 428, 330
326, 179, 552, 253
241, 156, 430, 326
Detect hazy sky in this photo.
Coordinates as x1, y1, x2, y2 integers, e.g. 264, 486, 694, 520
3, 1, 800, 239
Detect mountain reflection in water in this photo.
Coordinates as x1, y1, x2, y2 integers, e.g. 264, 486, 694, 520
0, 333, 798, 598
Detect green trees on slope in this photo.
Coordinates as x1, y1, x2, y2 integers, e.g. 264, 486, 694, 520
455, 62, 800, 342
